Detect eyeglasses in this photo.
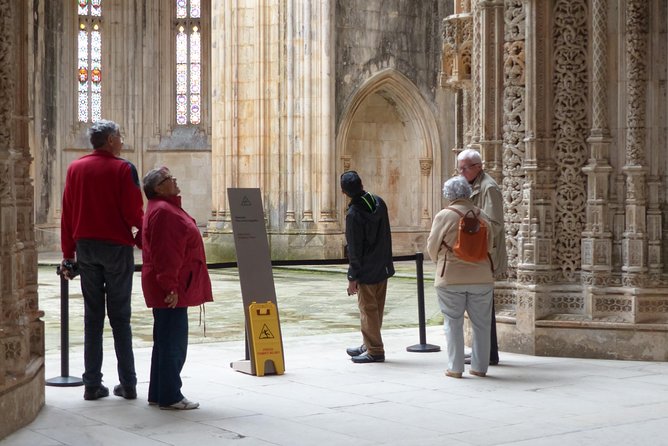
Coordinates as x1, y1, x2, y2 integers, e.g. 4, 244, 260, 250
158, 175, 175, 185
458, 163, 480, 173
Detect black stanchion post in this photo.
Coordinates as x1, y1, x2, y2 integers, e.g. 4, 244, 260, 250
406, 252, 440, 353
46, 267, 84, 387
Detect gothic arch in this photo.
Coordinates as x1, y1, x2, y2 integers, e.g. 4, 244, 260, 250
336, 68, 441, 252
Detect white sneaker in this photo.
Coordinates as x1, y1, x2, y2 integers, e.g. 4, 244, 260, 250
160, 397, 200, 410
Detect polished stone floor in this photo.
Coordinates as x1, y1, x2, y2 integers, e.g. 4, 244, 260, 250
3, 257, 668, 445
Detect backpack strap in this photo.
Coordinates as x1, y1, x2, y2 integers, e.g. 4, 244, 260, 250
439, 207, 461, 277
444, 206, 464, 218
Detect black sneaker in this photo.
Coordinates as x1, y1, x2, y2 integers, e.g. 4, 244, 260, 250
113, 384, 137, 400
346, 344, 367, 357
83, 385, 109, 401
351, 352, 385, 363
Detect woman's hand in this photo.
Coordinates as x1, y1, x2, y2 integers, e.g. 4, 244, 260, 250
165, 291, 179, 309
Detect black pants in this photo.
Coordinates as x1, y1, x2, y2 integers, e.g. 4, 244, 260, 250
76, 240, 136, 388
490, 297, 499, 363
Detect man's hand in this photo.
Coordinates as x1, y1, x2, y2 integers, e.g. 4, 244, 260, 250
347, 280, 358, 296
59, 259, 78, 280
165, 291, 179, 309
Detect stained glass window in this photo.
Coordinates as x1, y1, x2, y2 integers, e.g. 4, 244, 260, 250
175, 0, 202, 125
78, 0, 103, 122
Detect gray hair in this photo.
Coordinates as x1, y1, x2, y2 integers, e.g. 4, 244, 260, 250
88, 120, 120, 149
143, 167, 170, 200
442, 176, 472, 201
457, 148, 482, 165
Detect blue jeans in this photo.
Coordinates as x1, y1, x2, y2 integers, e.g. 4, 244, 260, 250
148, 307, 188, 406
436, 284, 493, 374
76, 240, 136, 388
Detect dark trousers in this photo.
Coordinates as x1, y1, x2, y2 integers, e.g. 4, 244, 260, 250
490, 295, 499, 363
148, 307, 188, 406
76, 240, 136, 388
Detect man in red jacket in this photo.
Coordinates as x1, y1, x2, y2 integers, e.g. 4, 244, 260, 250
61, 119, 143, 401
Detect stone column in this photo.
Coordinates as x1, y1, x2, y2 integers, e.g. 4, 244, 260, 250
621, 0, 649, 287
302, 0, 314, 222
552, 0, 588, 282
517, 0, 559, 286
478, 1, 504, 181
319, 0, 336, 223
469, 0, 481, 147
0, 0, 44, 439
285, 0, 296, 224
501, 0, 525, 279
419, 158, 433, 227
581, 0, 613, 288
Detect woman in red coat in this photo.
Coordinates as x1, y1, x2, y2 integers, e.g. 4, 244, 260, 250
141, 167, 213, 410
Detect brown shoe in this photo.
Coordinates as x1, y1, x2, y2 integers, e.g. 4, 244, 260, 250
469, 370, 487, 377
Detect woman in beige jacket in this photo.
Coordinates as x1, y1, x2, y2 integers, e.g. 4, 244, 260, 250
427, 176, 495, 378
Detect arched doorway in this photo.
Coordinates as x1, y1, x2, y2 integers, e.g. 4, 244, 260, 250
337, 69, 440, 253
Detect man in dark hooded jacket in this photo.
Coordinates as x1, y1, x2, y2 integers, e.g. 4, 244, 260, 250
341, 171, 395, 363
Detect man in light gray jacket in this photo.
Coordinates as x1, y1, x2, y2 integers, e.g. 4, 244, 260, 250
457, 148, 508, 365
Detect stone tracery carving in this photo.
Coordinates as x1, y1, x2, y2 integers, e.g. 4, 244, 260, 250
441, 9, 472, 89
501, 0, 526, 279
552, 0, 588, 281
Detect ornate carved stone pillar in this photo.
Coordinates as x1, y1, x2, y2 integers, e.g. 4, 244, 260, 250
440, 4, 472, 90
647, 176, 663, 282
517, 0, 559, 286
552, 0, 588, 282
621, 0, 649, 287
470, 0, 481, 146
419, 158, 433, 226
441, 1, 473, 163
478, 1, 504, 182
501, 0, 525, 279
582, 0, 613, 287
0, 0, 44, 438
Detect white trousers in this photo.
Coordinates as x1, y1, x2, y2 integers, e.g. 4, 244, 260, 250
436, 283, 493, 374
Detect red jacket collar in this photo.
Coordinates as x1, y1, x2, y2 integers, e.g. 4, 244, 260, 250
151, 195, 182, 207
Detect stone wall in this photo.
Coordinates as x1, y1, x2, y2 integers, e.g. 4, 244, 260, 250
335, 0, 449, 126
207, 0, 454, 260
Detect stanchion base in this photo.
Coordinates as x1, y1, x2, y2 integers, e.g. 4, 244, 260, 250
406, 343, 441, 353
46, 376, 84, 387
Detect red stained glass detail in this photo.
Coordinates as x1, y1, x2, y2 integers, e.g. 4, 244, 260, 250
79, 0, 87, 7
91, 67, 101, 84
78, 67, 88, 83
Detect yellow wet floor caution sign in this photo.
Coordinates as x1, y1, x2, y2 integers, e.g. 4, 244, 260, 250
248, 301, 285, 376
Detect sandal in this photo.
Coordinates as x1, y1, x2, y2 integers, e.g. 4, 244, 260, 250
469, 370, 487, 377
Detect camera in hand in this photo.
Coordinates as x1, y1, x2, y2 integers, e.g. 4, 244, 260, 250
58, 260, 80, 278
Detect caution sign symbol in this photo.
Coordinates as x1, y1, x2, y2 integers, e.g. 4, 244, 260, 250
259, 324, 275, 339
241, 196, 252, 206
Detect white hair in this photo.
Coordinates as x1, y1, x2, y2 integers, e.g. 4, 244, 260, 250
457, 148, 482, 165
442, 176, 472, 201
